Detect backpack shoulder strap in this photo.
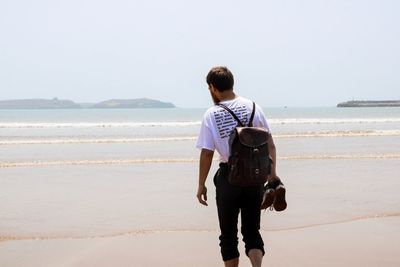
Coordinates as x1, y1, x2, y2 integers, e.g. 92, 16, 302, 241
217, 101, 256, 127
249, 101, 256, 127
217, 103, 244, 127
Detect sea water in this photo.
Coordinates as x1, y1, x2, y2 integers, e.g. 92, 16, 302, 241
0, 107, 399, 239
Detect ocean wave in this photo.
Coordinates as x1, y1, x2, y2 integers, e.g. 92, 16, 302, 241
279, 154, 400, 160
0, 137, 198, 145
0, 158, 199, 168
1, 118, 400, 129
269, 118, 400, 125
0, 121, 201, 128
1, 154, 399, 168
1, 130, 399, 145
276, 130, 400, 138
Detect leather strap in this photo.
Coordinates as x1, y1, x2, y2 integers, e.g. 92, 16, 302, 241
217, 101, 256, 127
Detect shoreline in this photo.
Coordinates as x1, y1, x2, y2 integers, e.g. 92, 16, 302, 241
2, 211, 400, 242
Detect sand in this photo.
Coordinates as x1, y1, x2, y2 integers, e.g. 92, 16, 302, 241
1, 217, 399, 267
1, 159, 400, 266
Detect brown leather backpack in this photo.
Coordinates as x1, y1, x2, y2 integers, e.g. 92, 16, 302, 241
218, 102, 271, 187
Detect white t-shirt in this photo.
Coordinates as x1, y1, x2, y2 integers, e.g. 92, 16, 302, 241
196, 96, 271, 163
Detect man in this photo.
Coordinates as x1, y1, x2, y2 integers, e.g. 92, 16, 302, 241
196, 66, 279, 267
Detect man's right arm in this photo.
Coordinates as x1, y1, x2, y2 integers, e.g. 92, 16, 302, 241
197, 148, 214, 206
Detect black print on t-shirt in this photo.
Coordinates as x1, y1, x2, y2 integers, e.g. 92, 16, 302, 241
214, 105, 249, 139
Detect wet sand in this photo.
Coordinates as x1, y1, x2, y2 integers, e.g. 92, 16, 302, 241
1, 157, 399, 266
1, 217, 399, 267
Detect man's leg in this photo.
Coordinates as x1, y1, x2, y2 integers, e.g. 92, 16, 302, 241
241, 186, 265, 267
215, 165, 241, 263
217, 201, 240, 263
224, 258, 239, 267
248, 249, 263, 267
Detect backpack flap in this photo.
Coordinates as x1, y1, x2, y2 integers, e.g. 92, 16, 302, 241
236, 127, 269, 148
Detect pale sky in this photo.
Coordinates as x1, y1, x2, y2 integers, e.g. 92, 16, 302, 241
0, 0, 399, 107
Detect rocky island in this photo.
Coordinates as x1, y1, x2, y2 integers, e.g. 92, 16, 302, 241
0, 98, 176, 109
0, 98, 81, 109
92, 98, 175, 109
337, 100, 400, 107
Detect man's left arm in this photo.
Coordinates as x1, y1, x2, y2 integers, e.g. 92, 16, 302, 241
268, 133, 279, 181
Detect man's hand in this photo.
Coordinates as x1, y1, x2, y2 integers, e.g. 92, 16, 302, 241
197, 185, 208, 206
267, 168, 280, 183
267, 174, 280, 183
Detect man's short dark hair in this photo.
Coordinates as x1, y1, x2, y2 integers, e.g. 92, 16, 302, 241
206, 66, 234, 92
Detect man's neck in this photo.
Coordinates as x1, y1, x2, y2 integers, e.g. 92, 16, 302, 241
219, 91, 236, 102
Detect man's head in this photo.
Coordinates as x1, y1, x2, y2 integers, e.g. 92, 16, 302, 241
206, 66, 234, 92
206, 66, 234, 104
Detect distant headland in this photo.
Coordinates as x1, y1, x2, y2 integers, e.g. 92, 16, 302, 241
0, 98, 176, 109
337, 100, 400, 107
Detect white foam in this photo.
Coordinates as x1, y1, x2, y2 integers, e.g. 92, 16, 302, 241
275, 130, 400, 138
268, 118, 400, 125
1, 130, 399, 145
0, 158, 199, 168
1, 154, 399, 168
1, 118, 400, 129
0, 137, 198, 145
0, 121, 201, 129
